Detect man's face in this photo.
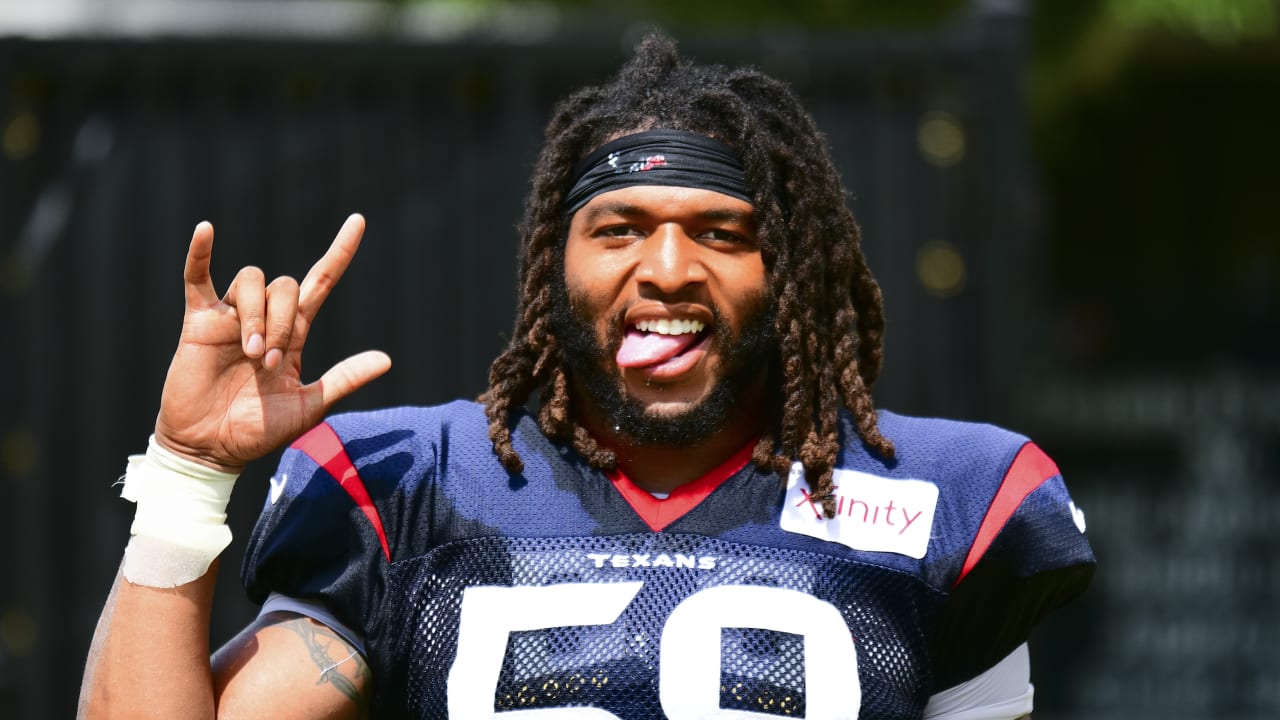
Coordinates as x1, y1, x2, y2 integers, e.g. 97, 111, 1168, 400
553, 185, 775, 445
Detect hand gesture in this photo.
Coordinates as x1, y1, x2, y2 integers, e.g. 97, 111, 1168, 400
153, 214, 392, 473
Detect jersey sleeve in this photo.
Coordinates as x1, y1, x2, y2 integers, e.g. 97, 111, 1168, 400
929, 441, 1095, 690
240, 417, 422, 647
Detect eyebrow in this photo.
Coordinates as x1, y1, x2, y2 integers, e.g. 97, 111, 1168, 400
580, 203, 755, 225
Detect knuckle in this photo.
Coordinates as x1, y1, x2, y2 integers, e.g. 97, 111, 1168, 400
266, 317, 294, 338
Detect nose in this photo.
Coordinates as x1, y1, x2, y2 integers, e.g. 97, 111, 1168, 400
634, 224, 707, 294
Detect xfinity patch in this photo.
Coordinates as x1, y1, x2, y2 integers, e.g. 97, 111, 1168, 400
781, 463, 939, 559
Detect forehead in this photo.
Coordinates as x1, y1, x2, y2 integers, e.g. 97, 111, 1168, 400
570, 185, 756, 223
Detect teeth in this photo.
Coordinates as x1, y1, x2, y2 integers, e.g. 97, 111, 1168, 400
636, 319, 705, 335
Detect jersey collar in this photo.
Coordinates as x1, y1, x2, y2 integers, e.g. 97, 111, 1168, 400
605, 441, 756, 531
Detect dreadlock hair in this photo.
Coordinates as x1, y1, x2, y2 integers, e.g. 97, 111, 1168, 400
481, 32, 894, 518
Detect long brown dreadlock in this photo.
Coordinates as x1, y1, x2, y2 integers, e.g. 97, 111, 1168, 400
481, 33, 894, 518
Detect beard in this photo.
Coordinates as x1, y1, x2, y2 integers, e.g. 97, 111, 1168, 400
549, 274, 777, 447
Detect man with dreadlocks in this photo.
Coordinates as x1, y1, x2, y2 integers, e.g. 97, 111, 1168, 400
81, 34, 1093, 720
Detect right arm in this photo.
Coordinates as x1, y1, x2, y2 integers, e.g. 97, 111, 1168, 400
77, 216, 391, 719
81, 566, 373, 719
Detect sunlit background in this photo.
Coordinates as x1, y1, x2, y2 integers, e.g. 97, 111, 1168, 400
1, 1, 1277, 718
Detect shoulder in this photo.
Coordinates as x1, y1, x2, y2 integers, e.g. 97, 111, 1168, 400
861, 409, 1071, 535
836, 409, 1088, 582
874, 408, 1024, 441
262, 400, 498, 514
846, 409, 1033, 484
283, 399, 496, 466
283, 399, 564, 495
245, 400, 513, 593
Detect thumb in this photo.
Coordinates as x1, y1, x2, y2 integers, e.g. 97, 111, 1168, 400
309, 350, 393, 414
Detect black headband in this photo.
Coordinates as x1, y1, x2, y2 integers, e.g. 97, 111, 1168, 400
563, 129, 752, 214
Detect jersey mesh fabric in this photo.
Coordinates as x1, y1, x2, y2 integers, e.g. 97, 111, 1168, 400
376, 534, 939, 719
719, 628, 806, 715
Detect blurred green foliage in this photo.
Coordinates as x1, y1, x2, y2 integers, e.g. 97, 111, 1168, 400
1105, 0, 1276, 43
395, 0, 968, 29
397, 0, 1279, 40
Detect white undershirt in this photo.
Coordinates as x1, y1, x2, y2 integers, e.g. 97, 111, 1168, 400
263, 593, 368, 656
923, 643, 1034, 719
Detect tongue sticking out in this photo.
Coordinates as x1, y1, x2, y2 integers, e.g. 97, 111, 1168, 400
616, 329, 701, 369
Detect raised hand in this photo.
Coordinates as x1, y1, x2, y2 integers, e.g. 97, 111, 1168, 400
153, 214, 392, 473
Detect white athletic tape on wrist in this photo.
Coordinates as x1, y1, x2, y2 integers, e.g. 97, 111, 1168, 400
119, 436, 240, 588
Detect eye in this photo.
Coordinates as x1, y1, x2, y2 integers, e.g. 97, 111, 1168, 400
698, 228, 752, 246
596, 225, 645, 239
702, 228, 739, 241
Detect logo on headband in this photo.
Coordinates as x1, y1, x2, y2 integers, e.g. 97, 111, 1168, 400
608, 151, 669, 174
564, 130, 750, 213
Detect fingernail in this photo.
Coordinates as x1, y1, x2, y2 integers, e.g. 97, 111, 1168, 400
246, 333, 264, 355
264, 348, 283, 369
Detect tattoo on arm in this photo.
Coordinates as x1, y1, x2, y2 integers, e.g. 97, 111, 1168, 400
280, 616, 372, 716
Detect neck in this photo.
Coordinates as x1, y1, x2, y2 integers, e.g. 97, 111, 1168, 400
574, 382, 767, 495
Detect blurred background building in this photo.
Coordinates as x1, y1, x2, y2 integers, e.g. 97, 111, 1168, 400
1, 0, 1277, 718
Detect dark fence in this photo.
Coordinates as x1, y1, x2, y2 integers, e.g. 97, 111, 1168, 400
5, 10, 1270, 720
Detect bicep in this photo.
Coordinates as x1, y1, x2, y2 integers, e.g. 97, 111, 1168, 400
211, 612, 371, 720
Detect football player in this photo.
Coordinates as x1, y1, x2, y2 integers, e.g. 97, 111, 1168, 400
80, 34, 1093, 719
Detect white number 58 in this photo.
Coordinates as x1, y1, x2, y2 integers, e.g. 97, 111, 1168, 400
447, 582, 861, 719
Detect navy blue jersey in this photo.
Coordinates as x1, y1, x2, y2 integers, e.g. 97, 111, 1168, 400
243, 401, 1094, 719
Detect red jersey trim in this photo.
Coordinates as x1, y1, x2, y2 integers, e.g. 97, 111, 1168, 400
606, 442, 756, 532
955, 441, 1059, 587
291, 423, 393, 563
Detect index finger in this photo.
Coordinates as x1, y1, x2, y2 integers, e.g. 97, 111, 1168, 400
298, 213, 365, 319
183, 221, 220, 309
